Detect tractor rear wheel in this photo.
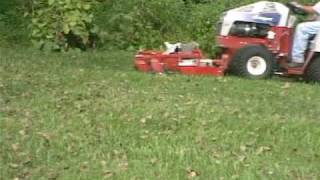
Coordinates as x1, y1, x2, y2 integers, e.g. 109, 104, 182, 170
305, 56, 320, 82
229, 45, 274, 79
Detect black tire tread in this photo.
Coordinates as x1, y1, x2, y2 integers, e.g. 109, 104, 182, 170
305, 56, 320, 82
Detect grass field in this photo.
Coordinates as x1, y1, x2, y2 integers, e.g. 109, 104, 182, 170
1, 48, 320, 180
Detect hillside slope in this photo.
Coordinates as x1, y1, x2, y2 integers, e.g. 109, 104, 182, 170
1, 49, 320, 179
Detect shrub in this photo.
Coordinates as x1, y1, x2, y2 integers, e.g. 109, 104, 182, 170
0, 0, 30, 47
30, 0, 98, 51
95, 0, 243, 54
95, 0, 315, 55
95, 0, 188, 50
1, 0, 316, 52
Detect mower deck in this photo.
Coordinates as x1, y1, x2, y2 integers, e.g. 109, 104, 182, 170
134, 50, 226, 76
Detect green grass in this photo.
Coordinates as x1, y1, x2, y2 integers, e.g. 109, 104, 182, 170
1, 48, 320, 180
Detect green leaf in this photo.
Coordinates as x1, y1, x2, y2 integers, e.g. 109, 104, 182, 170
46, 34, 54, 39
83, 4, 91, 10
63, 24, 70, 34
82, 35, 89, 44
31, 0, 97, 51
70, 21, 77, 27
90, 26, 99, 34
48, 0, 55, 5
32, 18, 39, 24
38, 23, 47, 28
76, 2, 82, 9
32, 29, 41, 37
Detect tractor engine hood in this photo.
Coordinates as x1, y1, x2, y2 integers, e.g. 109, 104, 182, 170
219, 1, 291, 36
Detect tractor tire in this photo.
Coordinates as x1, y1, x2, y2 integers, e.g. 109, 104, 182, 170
229, 45, 274, 79
305, 55, 320, 82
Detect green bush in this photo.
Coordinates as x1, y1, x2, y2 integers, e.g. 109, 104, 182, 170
30, 0, 98, 51
95, 0, 186, 50
0, 0, 30, 47
0, 0, 316, 51
95, 0, 255, 54
95, 0, 315, 55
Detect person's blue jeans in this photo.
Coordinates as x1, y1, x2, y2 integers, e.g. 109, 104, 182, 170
291, 21, 320, 63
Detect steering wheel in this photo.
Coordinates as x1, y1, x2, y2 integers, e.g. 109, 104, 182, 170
286, 2, 307, 15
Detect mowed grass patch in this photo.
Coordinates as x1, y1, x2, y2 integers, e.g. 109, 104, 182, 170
1, 48, 320, 179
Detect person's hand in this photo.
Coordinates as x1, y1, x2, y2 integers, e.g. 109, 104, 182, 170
287, 1, 307, 15
288, 1, 303, 9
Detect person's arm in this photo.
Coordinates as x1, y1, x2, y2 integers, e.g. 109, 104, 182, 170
300, 5, 317, 14
289, 2, 320, 14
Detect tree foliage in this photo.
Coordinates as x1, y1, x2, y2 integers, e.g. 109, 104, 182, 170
95, 0, 233, 54
30, 0, 98, 51
95, 0, 315, 55
0, 0, 30, 46
0, 0, 317, 53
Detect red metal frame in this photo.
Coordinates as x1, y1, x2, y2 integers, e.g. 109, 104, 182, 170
134, 49, 225, 76
134, 26, 309, 77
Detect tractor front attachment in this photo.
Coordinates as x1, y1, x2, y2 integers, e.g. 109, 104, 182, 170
134, 49, 227, 76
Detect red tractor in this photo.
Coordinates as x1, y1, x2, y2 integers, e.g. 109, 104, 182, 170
134, 1, 320, 82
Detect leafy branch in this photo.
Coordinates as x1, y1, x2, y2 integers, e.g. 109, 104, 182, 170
30, 0, 98, 51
